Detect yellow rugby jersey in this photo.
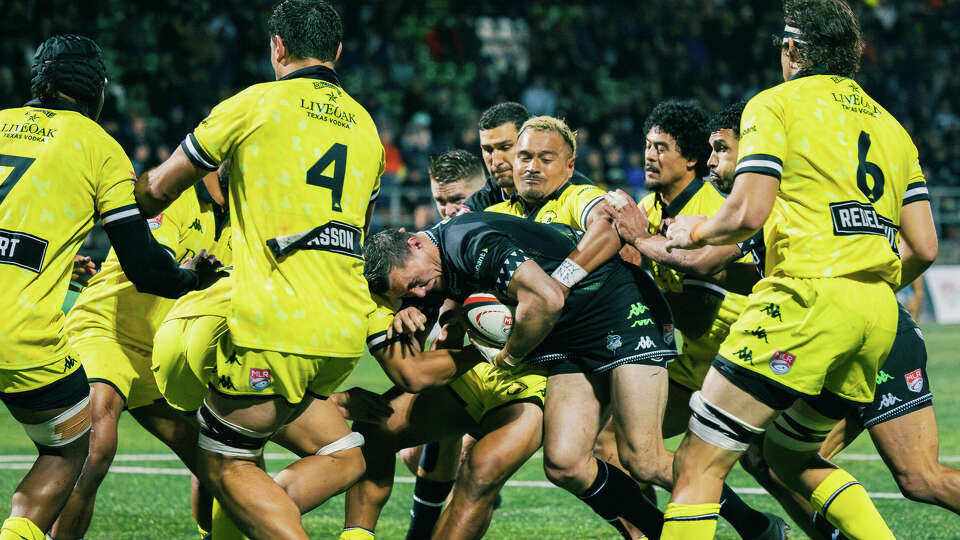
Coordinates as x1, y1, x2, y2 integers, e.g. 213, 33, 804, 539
639, 178, 752, 326
364, 294, 400, 354
163, 226, 233, 321
737, 73, 927, 287
0, 101, 140, 368
484, 181, 605, 231
182, 65, 383, 357
66, 189, 221, 351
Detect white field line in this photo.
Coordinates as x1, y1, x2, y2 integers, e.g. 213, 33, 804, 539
0, 455, 910, 500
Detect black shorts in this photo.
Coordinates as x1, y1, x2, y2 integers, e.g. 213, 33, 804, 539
857, 311, 932, 429
527, 263, 676, 376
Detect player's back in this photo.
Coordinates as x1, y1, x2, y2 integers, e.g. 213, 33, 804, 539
739, 74, 921, 287
0, 104, 137, 368
186, 67, 384, 356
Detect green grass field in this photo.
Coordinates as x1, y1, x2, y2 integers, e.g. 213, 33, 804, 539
2, 323, 958, 539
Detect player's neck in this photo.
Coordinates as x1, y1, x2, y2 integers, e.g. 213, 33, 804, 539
657, 174, 696, 206
275, 59, 335, 80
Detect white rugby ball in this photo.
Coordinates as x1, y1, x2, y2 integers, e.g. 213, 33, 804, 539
463, 293, 515, 347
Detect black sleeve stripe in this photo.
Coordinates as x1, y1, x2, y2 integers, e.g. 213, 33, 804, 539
180, 133, 218, 171
902, 184, 930, 205
158, 244, 177, 261
579, 195, 605, 231
367, 331, 408, 353
101, 204, 141, 227
737, 153, 782, 167
734, 165, 782, 181
369, 185, 380, 202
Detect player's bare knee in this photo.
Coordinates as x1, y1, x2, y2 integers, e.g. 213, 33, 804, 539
461, 452, 509, 498
543, 452, 592, 489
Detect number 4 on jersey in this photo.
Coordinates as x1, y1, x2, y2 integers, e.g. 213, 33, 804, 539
307, 143, 347, 212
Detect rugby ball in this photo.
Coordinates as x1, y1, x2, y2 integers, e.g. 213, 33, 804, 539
463, 293, 515, 347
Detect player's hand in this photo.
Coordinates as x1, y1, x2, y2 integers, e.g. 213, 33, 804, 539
69, 255, 97, 292
330, 387, 394, 422
467, 331, 520, 369
180, 249, 229, 290
606, 190, 650, 243
388, 306, 427, 339
664, 215, 708, 252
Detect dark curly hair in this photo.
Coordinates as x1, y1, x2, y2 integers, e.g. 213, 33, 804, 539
364, 228, 416, 295
707, 101, 747, 139
478, 102, 529, 132
268, 0, 342, 63
784, 0, 863, 78
429, 149, 485, 185
643, 99, 710, 177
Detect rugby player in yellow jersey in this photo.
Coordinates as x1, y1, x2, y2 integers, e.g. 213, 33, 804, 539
602, 99, 787, 540
135, 2, 385, 537
0, 35, 221, 540
49, 170, 229, 540
661, 2, 938, 538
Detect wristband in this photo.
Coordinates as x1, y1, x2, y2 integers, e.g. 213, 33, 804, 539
689, 222, 705, 246
551, 258, 588, 289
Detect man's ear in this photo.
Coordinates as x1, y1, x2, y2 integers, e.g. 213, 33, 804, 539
335, 41, 343, 63
273, 35, 288, 64
407, 236, 422, 250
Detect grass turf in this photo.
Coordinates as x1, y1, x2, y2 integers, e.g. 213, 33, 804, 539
1, 323, 957, 538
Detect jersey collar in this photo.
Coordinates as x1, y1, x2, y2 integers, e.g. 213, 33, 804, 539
24, 97, 84, 114
509, 181, 571, 219
279, 65, 341, 87
789, 64, 830, 81
657, 177, 703, 219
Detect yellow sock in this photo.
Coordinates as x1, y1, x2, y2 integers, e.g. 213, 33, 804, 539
661, 502, 721, 540
1, 517, 44, 540
810, 469, 894, 540
197, 523, 209, 539
211, 498, 249, 540
339, 527, 375, 540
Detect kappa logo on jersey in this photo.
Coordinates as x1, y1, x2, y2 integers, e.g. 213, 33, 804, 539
189, 218, 202, 232
635, 336, 655, 350
877, 392, 902, 410
905, 368, 924, 393
876, 370, 893, 385
249, 368, 272, 391
606, 334, 622, 352
770, 350, 795, 374
147, 214, 163, 230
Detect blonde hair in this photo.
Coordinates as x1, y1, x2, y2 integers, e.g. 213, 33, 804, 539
518, 116, 577, 157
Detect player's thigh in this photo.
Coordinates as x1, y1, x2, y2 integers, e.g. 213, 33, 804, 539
372, 386, 478, 448
204, 389, 298, 435
543, 372, 607, 466
699, 366, 778, 431
609, 363, 668, 451
273, 396, 353, 456
466, 402, 542, 485
2, 361, 92, 451
869, 406, 941, 478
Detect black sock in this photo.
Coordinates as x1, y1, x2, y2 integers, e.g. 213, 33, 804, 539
579, 459, 664, 540
813, 511, 849, 540
405, 477, 454, 540
719, 483, 770, 538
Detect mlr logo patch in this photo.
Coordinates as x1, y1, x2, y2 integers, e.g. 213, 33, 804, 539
249, 368, 272, 391
905, 368, 924, 393
770, 351, 796, 375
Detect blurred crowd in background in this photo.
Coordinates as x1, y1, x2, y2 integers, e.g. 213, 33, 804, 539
2, 0, 958, 261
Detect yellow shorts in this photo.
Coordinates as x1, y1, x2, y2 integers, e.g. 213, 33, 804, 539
449, 363, 547, 424
213, 343, 358, 405
152, 316, 228, 412
0, 353, 88, 410
72, 337, 161, 410
717, 276, 897, 404
669, 292, 747, 391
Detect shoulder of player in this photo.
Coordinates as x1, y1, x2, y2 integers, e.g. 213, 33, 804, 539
484, 200, 514, 214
